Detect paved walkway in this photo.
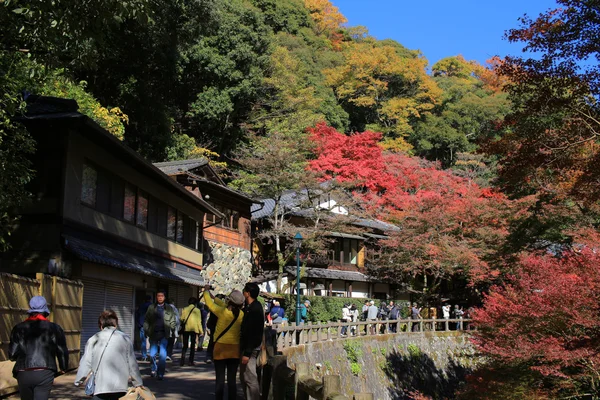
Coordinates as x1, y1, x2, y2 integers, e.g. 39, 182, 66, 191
6, 350, 244, 399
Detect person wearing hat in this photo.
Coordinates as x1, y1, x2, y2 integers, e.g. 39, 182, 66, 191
367, 300, 378, 334
203, 285, 245, 400
9, 295, 69, 400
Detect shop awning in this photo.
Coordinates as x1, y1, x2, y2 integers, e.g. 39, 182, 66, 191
63, 235, 205, 286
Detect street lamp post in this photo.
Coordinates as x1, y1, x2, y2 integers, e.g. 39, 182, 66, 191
294, 232, 303, 325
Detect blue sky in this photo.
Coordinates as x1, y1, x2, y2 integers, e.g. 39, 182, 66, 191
334, 0, 558, 67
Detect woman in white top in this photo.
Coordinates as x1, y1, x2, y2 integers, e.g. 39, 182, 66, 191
75, 310, 143, 400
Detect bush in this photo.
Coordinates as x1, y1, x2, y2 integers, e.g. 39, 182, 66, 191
279, 294, 410, 323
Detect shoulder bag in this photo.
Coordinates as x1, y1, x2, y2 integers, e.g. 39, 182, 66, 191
179, 304, 197, 333
214, 311, 239, 344
85, 329, 116, 396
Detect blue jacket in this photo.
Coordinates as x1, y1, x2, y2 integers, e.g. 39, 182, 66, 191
269, 306, 285, 319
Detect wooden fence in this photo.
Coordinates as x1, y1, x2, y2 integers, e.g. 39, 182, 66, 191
275, 318, 472, 350
0, 273, 83, 396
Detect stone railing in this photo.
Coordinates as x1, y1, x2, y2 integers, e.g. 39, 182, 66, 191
274, 318, 473, 349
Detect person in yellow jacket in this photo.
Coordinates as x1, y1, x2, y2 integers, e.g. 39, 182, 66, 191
179, 297, 203, 366
203, 284, 244, 400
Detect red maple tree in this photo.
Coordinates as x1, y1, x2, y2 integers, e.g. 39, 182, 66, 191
307, 122, 514, 294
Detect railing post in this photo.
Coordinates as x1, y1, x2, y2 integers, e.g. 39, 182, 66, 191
323, 375, 342, 399
432, 318, 437, 332
295, 362, 310, 400
327, 323, 332, 341
445, 320, 449, 331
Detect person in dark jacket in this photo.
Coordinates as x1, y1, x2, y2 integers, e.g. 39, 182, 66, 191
143, 291, 177, 380
240, 283, 264, 400
9, 296, 69, 400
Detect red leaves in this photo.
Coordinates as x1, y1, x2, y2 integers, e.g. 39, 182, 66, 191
472, 248, 600, 383
307, 122, 513, 286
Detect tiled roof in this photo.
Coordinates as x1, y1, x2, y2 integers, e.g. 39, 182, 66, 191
63, 235, 205, 286
153, 159, 209, 175
284, 266, 374, 283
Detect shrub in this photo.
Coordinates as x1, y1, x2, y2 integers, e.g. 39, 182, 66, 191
280, 294, 410, 323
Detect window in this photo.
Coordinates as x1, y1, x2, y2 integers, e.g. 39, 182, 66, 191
329, 239, 360, 265
176, 211, 184, 243
167, 207, 176, 240
81, 164, 97, 206
136, 190, 148, 228
123, 184, 136, 222
232, 212, 240, 230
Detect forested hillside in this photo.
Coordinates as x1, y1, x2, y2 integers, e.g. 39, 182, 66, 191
4, 0, 600, 397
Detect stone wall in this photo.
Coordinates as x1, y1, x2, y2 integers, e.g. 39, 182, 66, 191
202, 240, 252, 294
282, 332, 481, 400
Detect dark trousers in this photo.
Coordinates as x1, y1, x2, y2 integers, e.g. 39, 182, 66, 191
93, 393, 126, 400
167, 336, 175, 357
214, 358, 239, 400
206, 334, 215, 360
240, 351, 260, 400
16, 369, 54, 400
181, 331, 197, 364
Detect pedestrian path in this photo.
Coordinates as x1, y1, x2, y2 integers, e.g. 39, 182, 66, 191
5, 350, 242, 399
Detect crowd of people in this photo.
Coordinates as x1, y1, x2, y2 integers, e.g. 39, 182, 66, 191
9, 291, 473, 400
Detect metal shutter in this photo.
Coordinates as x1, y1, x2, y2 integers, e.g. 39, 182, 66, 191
105, 282, 134, 340
177, 285, 190, 309
80, 278, 106, 351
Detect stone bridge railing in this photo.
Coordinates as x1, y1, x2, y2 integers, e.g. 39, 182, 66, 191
274, 318, 472, 350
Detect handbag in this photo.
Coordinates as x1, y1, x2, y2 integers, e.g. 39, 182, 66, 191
256, 332, 268, 368
179, 304, 197, 333
119, 386, 156, 400
84, 329, 116, 396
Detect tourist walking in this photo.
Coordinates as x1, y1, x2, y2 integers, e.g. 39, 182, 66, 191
453, 305, 464, 330
166, 298, 180, 361
299, 300, 311, 323
9, 296, 69, 400
341, 304, 351, 336
75, 310, 143, 399
367, 300, 378, 335
350, 304, 359, 336
378, 302, 389, 334
240, 283, 264, 400
442, 303, 451, 320
411, 303, 422, 332
143, 290, 177, 380
389, 301, 400, 333
203, 285, 245, 400
179, 297, 203, 366
197, 302, 209, 352
136, 295, 152, 361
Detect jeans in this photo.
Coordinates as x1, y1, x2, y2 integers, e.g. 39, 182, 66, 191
240, 351, 260, 400
150, 337, 168, 377
16, 369, 54, 400
214, 358, 239, 400
139, 327, 147, 358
